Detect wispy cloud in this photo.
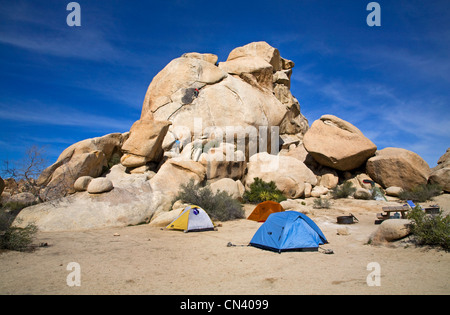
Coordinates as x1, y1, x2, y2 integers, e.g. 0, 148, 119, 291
0, 1, 125, 62
0, 100, 133, 133
0, 28, 121, 62
0, 1, 170, 112
352, 46, 450, 84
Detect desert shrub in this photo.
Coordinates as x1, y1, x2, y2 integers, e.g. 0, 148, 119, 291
331, 181, 356, 199
108, 152, 122, 169
399, 183, 442, 202
175, 180, 244, 221
243, 177, 287, 204
371, 186, 386, 201
0, 208, 38, 252
407, 206, 450, 251
313, 198, 331, 209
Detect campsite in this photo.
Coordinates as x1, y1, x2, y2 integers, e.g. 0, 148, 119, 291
1, 195, 449, 295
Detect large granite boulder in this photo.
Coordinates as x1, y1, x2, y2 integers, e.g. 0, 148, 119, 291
370, 219, 411, 243
303, 115, 377, 171
366, 147, 430, 190
120, 119, 171, 168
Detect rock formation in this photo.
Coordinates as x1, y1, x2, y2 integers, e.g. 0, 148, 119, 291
37, 133, 126, 200
141, 41, 308, 146
14, 168, 155, 231
11, 41, 446, 232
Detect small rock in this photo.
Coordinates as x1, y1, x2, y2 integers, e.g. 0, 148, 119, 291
385, 186, 404, 197
209, 178, 242, 200
311, 185, 328, 197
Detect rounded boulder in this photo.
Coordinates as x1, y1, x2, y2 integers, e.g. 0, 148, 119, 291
87, 178, 114, 194
303, 115, 377, 171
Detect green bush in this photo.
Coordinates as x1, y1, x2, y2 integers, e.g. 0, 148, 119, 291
243, 177, 287, 204
407, 206, 450, 251
331, 181, 356, 199
175, 180, 245, 222
399, 183, 442, 202
0, 209, 38, 252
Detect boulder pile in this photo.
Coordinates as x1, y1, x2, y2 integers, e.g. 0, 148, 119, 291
10, 41, 447, 232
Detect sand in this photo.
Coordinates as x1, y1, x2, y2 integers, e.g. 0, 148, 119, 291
1, 195, 449, 295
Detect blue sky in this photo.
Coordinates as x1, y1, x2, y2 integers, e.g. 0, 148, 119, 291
0, 0, 449, 169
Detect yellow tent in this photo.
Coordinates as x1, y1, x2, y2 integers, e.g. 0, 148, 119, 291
166, 205, 215, 233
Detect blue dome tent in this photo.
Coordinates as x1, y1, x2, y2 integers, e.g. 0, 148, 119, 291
249, 211, 328, 253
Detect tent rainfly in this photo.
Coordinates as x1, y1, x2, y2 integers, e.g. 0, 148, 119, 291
247, 200, 284, 222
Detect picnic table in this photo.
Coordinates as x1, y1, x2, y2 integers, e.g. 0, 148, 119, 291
377, 205, 410, 220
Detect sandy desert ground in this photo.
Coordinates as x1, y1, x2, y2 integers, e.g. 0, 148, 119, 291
0, 195, 449, 295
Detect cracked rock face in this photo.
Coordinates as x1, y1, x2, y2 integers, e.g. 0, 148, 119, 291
140, 41, 308, 138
